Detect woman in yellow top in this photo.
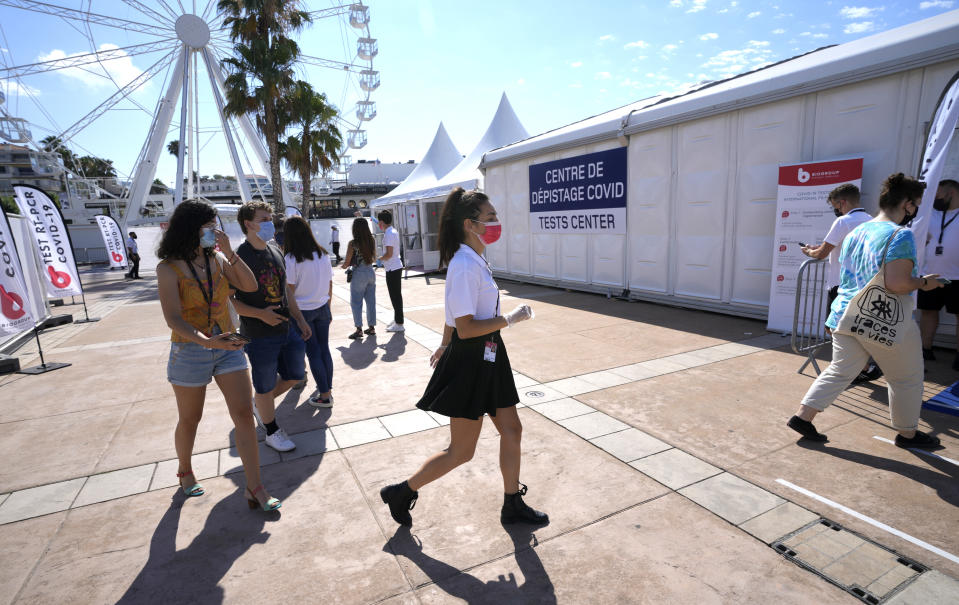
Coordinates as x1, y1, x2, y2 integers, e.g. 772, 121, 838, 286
156, 201, 280, 512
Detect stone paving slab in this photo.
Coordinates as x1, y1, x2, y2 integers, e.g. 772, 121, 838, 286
629, 448, 723, 490
739, 501, 821, 544
380, 409, 441, 437
151, 451, 221, 491
411, 493, 855, 604
511, 373, 538, 388
0, 478, 85, 525
680, 472, 786, 525
330, 417, 392, 449
0, 512, 66, 605
427, 411, 451, 426
517, 384, 567, 406
526, 397, 595, 422
73, 463, 155, 508
278, 427, 338, 462
219, 441, 282, 475
557, 411, 630, 440
588, 427, 672, 463
887, 570, 959, 604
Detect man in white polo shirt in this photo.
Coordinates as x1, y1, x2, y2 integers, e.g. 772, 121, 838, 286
801, 183, 875, 381
919, 179, 959, 369
378, 210, 405, 332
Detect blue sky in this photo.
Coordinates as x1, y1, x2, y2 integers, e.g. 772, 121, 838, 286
1, 1, 956, 188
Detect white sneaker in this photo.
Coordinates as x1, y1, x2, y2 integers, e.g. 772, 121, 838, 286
309, 391, 334, 408
386, 323, 405, 332
386, 321, 396, 330
250, 399, 264, 429
265, 428, 296, 452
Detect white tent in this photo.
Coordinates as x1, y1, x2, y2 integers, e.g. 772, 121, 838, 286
372, 93, 529, 270
371, 122, 461, 207
481, 10, 959, 325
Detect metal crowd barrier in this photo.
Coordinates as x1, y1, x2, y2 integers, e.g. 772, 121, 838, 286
72, 247, 109, 265
791, 259, 831, 375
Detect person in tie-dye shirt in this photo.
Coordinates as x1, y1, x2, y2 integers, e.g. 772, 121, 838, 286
787, 173, 944, 450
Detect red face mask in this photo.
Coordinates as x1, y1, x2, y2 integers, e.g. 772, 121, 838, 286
472, 220, 502, 245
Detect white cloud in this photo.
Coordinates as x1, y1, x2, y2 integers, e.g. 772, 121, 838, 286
843, 21, 874, 33
839, 6, 881, 19
747, 11, 761, 18
570, 61, 583, 68
662, 43, 679, 53
3, 81, 41, 97
920, 0, 953, 8
517, 78, 525, 85
772, 28, 786, 34
731, 1, 739, 6
687, 0, 708, 13
624, 40, 649, 49
37, 43, 147, 90
669, 0, 683, 6
812, 33, 828, 38
598, 34, 615, 42
701, 40, 775, 78
595, 71, 612, 79
700, 32, 719, 40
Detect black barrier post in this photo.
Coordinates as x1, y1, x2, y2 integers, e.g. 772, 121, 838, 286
17, 324, 70, 375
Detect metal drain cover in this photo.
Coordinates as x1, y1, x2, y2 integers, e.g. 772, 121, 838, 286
525, 390, 545, 398
772, 519, 926, 604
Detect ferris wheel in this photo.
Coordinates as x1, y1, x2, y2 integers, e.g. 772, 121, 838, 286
0, 0, 379, 225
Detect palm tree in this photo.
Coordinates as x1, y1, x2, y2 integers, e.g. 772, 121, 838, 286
217, 0, 311, 212
40, 135, 76, 169
166, 140, 181, 157
279, 81, 342, 216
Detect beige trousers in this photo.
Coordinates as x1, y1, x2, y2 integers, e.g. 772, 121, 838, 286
801, 321, 924, 431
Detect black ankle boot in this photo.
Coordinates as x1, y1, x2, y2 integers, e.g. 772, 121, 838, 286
501, 483, 549, 525
380, 481, 417, 526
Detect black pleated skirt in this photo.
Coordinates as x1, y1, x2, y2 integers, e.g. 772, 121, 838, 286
415, 330, 519, 420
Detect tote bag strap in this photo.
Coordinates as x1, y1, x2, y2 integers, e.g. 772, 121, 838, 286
878, 226, 905, 283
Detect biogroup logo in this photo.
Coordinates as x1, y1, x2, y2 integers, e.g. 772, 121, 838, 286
797, 167, 811, 183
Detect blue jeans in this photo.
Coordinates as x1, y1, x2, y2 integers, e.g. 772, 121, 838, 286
350, 265, 376, 327
301, 304, 333, 393
243, 323, 306, 394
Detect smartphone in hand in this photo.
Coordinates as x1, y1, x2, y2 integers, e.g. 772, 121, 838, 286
798, 242, 807, 247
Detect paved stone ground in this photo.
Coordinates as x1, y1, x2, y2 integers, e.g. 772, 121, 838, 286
1, 265, 958, 604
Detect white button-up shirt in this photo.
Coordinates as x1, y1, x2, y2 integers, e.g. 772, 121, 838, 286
445, 244, 499, 328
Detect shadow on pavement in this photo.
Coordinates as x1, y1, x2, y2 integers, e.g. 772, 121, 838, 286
336, 334, 379, 370
385, 524, 556, 604
378, 332, 407, 362
796, 439, 959, 508
117, 434, 333, 604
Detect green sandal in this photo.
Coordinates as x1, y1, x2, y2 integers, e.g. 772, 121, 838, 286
176, 470, 204, 497
246, 485, 281, 512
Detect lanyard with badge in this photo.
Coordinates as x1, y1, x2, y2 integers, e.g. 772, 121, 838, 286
480, 252, 500, 363
935, 209, 958, 256
187, 253, 215, 334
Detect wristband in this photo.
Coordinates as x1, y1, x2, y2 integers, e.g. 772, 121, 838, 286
228, 253, 239, 265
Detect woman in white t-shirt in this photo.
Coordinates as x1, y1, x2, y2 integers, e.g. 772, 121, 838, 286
283, 217, 334, 407
379, 187, 548, 528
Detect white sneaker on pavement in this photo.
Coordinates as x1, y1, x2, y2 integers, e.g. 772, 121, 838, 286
265, 428, 295, 452
386, 323, 405, 332
386, 321, 395, 330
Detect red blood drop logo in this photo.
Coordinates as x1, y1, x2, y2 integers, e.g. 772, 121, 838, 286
0, 285, 26, 320
782, 211, 790, 218
111, 252, 123, 263
47, 266, 72, 289
779, 245, 787, 252
777, 275, 785, 282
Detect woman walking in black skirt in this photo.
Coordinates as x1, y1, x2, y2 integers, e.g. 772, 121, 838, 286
380, 187, 548, 527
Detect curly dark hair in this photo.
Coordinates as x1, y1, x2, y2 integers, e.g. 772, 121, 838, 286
878, 173, 926, 212
438, 187, 489, 267
157, 200, 217, 261
283, 216, 328, 262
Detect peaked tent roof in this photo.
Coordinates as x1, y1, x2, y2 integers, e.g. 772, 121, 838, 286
372, 93, 529, 207
483, 9, 959, 166
371, 122, 461, 206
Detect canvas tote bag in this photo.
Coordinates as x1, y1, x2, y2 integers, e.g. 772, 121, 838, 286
833, 226, 912, 348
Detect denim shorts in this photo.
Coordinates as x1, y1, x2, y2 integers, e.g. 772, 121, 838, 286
244, 324, 306, 394
167, 340, 249, 387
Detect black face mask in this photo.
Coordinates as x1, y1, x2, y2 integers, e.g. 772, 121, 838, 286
833, 207, 843, 218
899, 208, 917, 226
933, 197, 948, 211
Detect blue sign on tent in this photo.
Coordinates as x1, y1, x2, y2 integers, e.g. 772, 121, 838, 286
923, 381, 959, 417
